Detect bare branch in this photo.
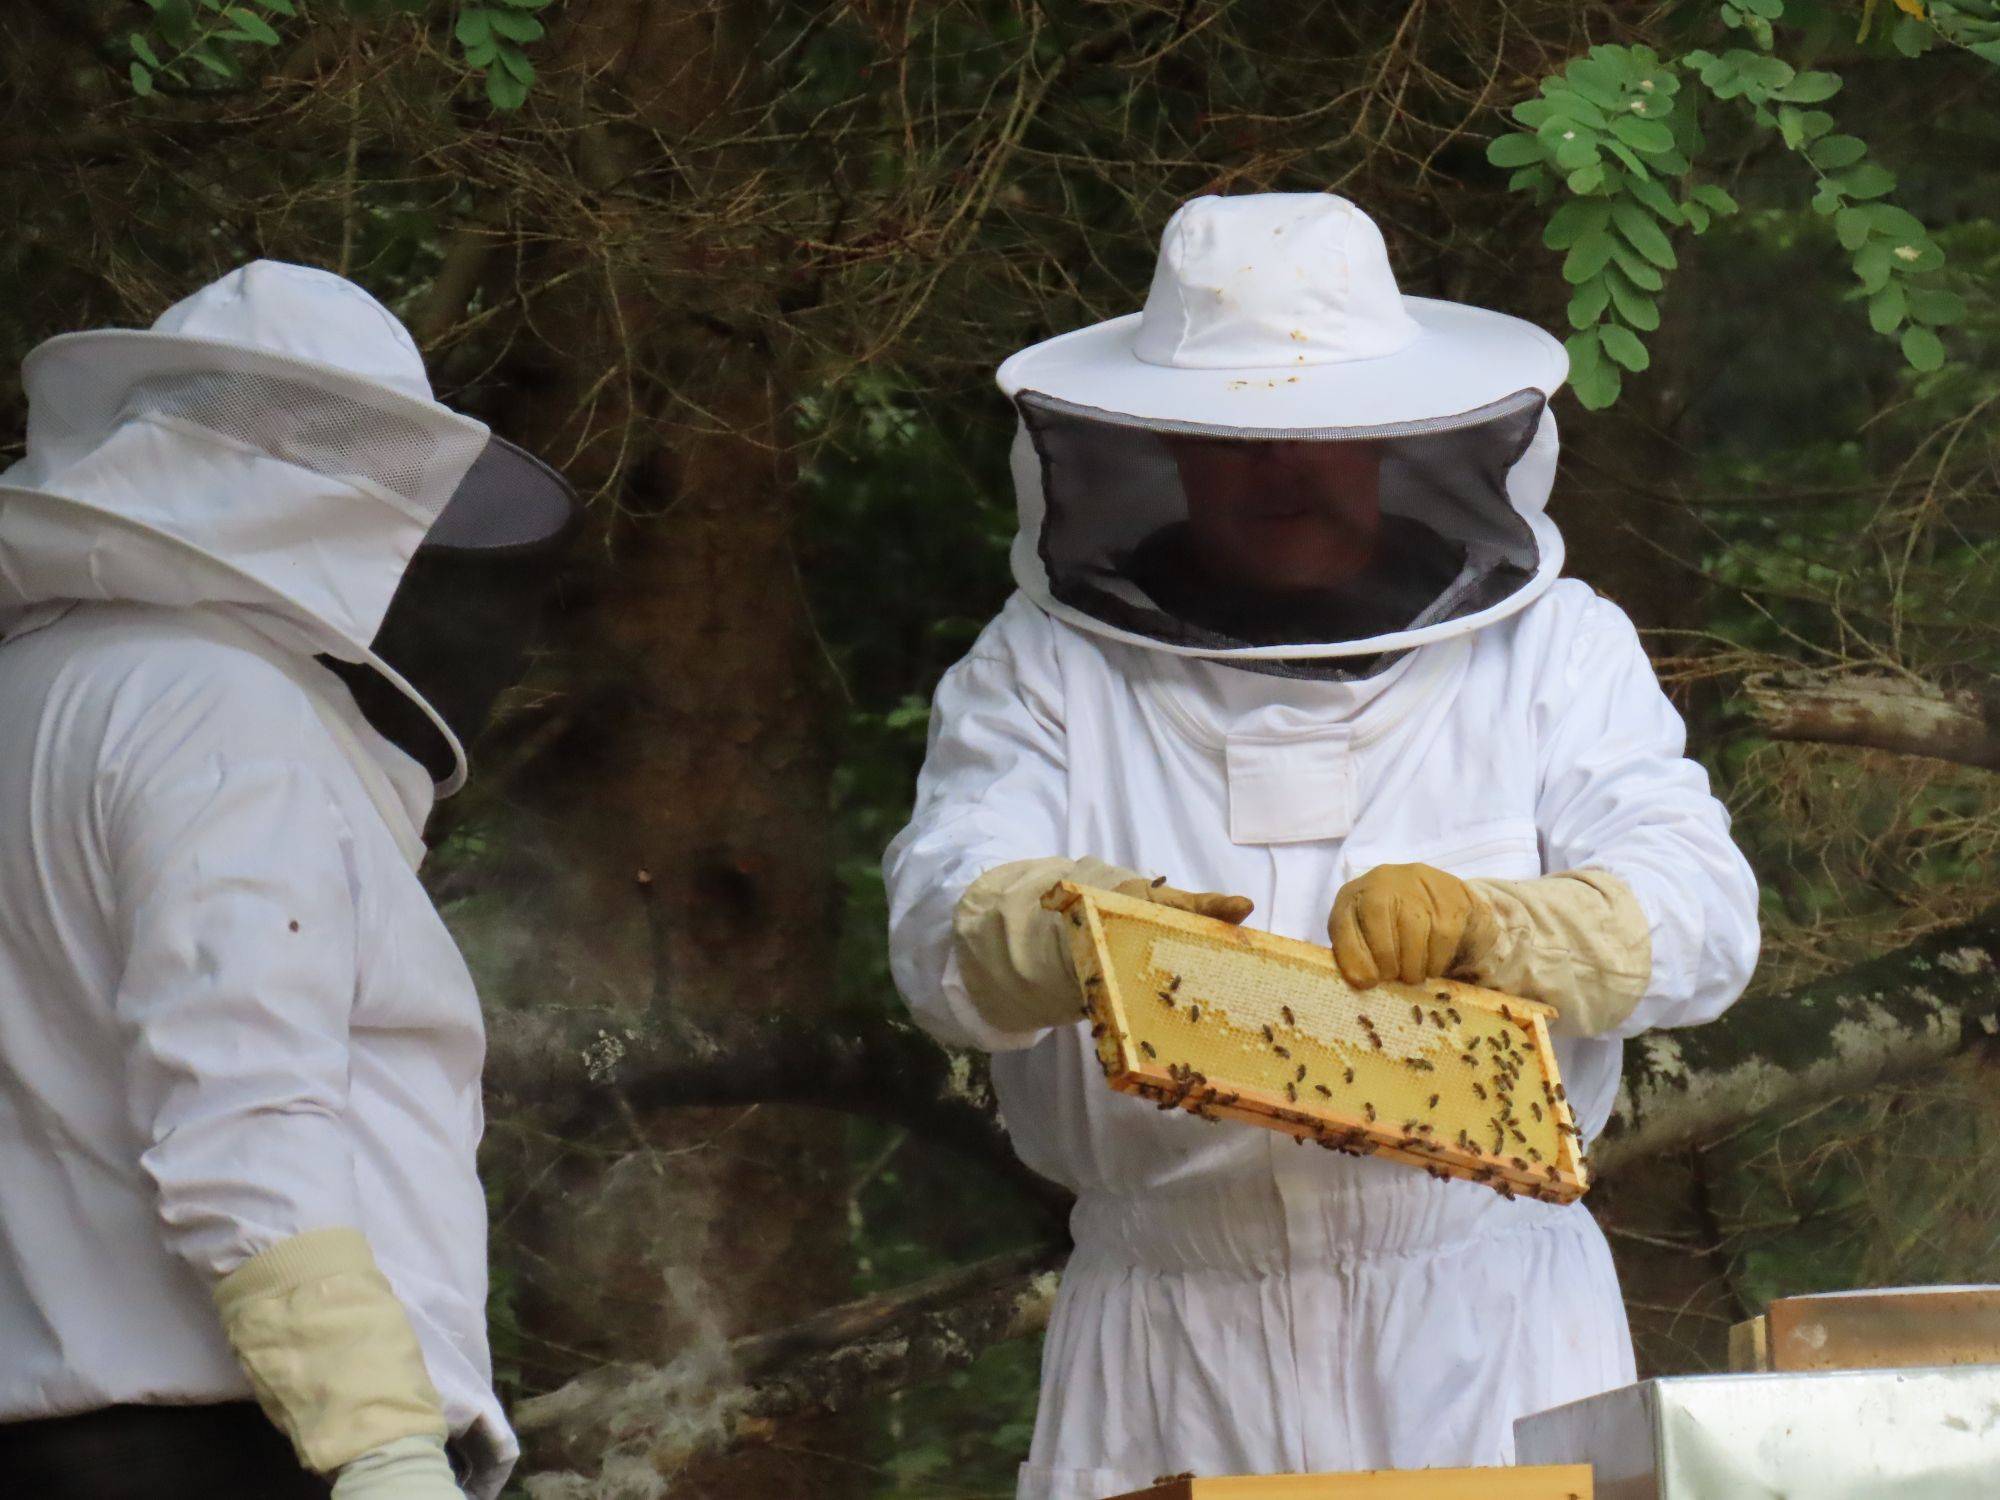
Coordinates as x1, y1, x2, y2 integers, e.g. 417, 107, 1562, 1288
1742, 670, 2000, 772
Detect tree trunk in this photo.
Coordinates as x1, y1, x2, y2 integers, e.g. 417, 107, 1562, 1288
1740, 670, 2000, 771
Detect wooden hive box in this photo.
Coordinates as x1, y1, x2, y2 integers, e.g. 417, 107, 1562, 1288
1728, 1285, 2000, 1373
1047, 882, 1589, 1202
1105, 1465, 1594, 1498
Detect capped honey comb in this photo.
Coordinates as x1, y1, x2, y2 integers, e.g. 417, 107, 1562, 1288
1046, 881, 1588, 1202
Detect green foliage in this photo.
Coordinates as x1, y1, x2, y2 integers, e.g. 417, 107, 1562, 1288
126, 0, 295, 93
1873, 0, 2000, 63
1490, 3, 1967, 407
124, 1, 554, 112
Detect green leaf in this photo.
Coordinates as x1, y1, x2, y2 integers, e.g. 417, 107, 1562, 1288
1689, 183, 1739, 216
1567, 164, 1607, 195
1543, 84, 1610, 130
456, 9, 492, 46
1544, 197, 1613, 249
1906, 289, 1968, 327
1834, 206, 1873, 251
1513, 98, 1561, 130
1600, 323, 1652, 372
1625, 174, 1684, 224
129, 32, 163, 67
1607, 268, 1662, 331
463, 37, 499, 66
487, 10, 544, 42
1553, 131, 1602, 172
1608, 114, 1675, 154
1900, 325, 1945, 371
1812, 184, 1844, 216
496, 0, 554, 8
1892, 16, 1931, 56
1868, 283, 1906, 334
1609, 243, 1665, 291
1854, 241, 1892, 293
1861, 203, 1927, 242
1612, 200, 1677, 269
1487, 133, 1544, 168
485, 65, 529, 110
1773, 70, 1842, 102
1602, 139, 1651, 180
130, 60, 155, 95
1806, 134, 1866, 169
1568, 279, 1612, 328
189, 42, 236, 78
1776, 106, 1807, 150
1894, 240, 1946, 273
1834, 162, 1896, 199
1566, 330, 1622, 409
498, 45, 535, 83
1739, 0, 1784, 17
254, 0, 299, 14
1564, 232, 1616, 283
1508, 165, 1549, 194
225, 7, 280, 43
1682, 200, 1712, 234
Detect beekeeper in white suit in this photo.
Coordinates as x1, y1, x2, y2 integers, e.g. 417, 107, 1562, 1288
885, 194, 1760, 1498
0, 263, 575, 1498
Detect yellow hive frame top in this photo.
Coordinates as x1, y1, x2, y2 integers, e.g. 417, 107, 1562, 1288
1046, 882, 1589, 1202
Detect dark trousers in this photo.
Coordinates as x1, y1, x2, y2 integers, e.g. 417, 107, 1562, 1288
0, 1402, 330, 1499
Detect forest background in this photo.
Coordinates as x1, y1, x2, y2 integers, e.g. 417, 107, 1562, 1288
4, 1, 1999, 1496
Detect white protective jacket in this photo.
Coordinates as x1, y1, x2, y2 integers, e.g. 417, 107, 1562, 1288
0, 601, 514, 1492
884, 579, 1760, 1499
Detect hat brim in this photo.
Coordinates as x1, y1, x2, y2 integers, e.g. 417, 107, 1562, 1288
0, 483, 468, 797
996, 296, 1568, 429
24, 329, 489, 454
425, 434, 580, 555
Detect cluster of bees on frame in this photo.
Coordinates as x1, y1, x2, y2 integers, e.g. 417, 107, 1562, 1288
1071, 908, 1584, 1202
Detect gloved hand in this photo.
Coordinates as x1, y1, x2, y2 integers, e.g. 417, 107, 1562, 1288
1329, 862, 1653, 1037
213, 1228, 451, 1481
332, 1435, 463, 1499
953, 856, 1254, 1034
1328, 862, 1493, 988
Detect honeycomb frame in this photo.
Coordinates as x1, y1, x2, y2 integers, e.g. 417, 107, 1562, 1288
1046, 881, 1589, 1203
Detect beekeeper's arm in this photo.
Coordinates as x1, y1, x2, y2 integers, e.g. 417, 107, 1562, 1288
109, 677, 459, 1498
885, 598, 1247, 1052
1331, 587, 1759, 1038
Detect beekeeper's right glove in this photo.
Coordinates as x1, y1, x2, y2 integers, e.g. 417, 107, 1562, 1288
332, 1435, 463, 1499
952, 856, 1254, 1033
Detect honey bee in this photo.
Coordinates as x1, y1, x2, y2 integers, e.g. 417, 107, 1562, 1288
1411, 1004, 1423, 1023
1188, 1006, 1201, 1023
1168, 975, 1183, 993
1446, 1007, 1461, 1024
1471, 1083, 1487, 1101
1315, 1084, 1332, 1098
1528, 1147, 1543, 1162
1461, 1052, 1478, 1066
1555, 1083, 1567, 1102
1428, 1093, 1440, 1109
1433, 989, 1451, 1001
1530, 1102, 1543, 1122
1511, 1127, 1528, 1145
1343, 1067, 1355, 1085
1363, 1102, 1377, 1122
1157, 990, 1177, 1007
1511, 1156, 1528, 1171
1281, 1005, 1296, 1026
1295, 1063, 1308, 1083
1273, 1044, 1292, 1060
1369, 1034, 1384, 1050
1285, 1083, 1298, 1103
1139, 1040, 1158, 1059
1426, 1166, 1450, 1182
1262, 1024, 1275, 1044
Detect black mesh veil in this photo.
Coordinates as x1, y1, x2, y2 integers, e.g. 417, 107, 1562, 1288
1016, 387, 1549, 678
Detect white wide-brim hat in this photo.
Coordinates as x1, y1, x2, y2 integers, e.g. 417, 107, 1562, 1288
998, 193, 1568, 428
0, 260, 572, 796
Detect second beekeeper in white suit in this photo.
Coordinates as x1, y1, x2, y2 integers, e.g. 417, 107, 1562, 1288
884, 193, 1760, 1499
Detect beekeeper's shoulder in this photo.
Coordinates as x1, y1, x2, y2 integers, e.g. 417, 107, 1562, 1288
54, 603, 331, 772
1484, 578, 1637, 664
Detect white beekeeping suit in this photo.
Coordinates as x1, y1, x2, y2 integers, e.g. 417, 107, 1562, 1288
0, 263, 572, 1498
884, 195, 1759, 1500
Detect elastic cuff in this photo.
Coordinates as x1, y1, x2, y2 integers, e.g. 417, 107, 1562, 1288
216, 1227, 375, 1310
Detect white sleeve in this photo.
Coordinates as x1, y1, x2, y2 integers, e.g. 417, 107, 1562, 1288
107, 692, 365, 1280
884, 601, 1071, 1053
1533, 590, 1761, 1039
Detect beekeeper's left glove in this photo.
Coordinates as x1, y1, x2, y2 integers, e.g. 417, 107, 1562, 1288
1329, 862, 1652, 1037
213, 1228, 458, 1492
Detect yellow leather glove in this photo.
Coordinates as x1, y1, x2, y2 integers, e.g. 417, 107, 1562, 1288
953, 856, 1254, 1033
213, 1227, 450, 1479
1328, 862, 1652, 1037
1329, 862, 1488, 988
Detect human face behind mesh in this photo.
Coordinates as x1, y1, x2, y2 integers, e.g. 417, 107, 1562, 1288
1164, 434, 1388, 592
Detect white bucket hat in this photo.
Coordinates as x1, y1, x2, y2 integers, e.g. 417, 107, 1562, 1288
998, 192, 1568, 427
0, 260, 562, 796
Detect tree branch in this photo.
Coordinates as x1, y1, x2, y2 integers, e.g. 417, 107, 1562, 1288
1742, 670, 2000, 771
1595, 904, 2000, 1172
